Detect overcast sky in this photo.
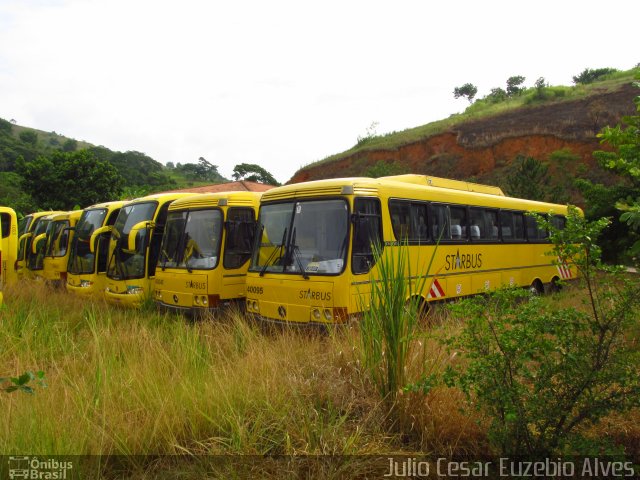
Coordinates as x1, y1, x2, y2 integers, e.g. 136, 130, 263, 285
0, 0, 637, 184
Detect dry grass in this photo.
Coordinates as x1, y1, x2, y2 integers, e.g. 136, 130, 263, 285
1, 279, 637, 477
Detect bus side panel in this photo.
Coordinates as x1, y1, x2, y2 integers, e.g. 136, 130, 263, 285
0, 208, 18, 287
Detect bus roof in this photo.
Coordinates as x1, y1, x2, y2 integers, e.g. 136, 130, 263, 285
169, 191, 263, 211
83, 200, 127, 210
262, 175, 570, 214
50, 210, 83, 222
123, 192, 199, 206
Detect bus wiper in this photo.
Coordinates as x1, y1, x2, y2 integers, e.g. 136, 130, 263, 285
113, 237, 126, 280
259, 227, 287, 277
288, 228, 309, 280
159, 248, 171, 271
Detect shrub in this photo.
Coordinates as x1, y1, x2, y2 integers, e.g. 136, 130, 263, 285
444, 207, 640, 457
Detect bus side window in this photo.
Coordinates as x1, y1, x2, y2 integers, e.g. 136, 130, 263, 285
449, 206, 468, 242
411, 203, 429, 242
0, 213, 10, 239
389, 200, 411, 242
430, 204, 450, 242
351, 198, 382, 274
470, 208, 498, 241
223, 208, 256, 269
526, 214, 548, 242
551, 215, 566, 231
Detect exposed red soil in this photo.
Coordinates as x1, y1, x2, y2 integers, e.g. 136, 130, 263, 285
289, 83, 638, 189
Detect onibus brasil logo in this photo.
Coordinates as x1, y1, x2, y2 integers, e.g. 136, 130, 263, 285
7, 456, 73, 479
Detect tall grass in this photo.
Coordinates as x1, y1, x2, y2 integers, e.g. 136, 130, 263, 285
0, 282, 381, 457
1, 279, 637, 476
358, 245, 431, 403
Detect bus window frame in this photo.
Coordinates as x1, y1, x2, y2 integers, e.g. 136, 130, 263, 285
351, 197, 383, 275
498, 209, 527, 244
388, 198, 432, 245
223, 207, 257, 270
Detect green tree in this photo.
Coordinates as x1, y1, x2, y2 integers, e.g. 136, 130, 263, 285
94, 148, 176, 190
593, 78, 640, 254
573, 67, 619, 85
547, 148, 580, 204
19, 130, 38, 146
453, 83, 478, 103
16, 150, 124, 210
506, 75, 526, 96
232, 163, 280, 185
62, 138, 78, 152
486, 87, 508, 103
505, 155, 549, 200
0, 118, 12, 135
0, 172, 37, 214
196, 157, 225, 182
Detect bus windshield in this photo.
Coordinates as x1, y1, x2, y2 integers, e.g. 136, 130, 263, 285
28, 218, 52, 270
159, 209, 223, 271
68, 208, 108, 275
250, 199, 348, 276
45, 220, 71, 257
107, 202, 157, 280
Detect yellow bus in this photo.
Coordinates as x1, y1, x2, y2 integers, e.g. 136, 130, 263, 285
0, 206, 18, 305
16, 211, 65, 278
104, 192, 198, 307
24, 212, 66, 278
154, 191, 262, 315
40, 210, 83, 286
66, 200, 126, 297
245, 174, 575, 326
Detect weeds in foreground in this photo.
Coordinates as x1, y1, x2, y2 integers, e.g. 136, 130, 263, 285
444, 208, 640, 457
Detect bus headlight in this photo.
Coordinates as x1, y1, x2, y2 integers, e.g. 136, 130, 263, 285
202, 296, 208, 306
312, 308, 321, 321
323, 309, 333, 321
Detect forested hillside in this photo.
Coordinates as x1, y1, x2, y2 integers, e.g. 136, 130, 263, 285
0, 119, 227, 213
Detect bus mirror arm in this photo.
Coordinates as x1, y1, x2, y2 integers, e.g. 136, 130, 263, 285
18, 232, 33, 244
32, 233, 47, 254
89, 226, 113, 253
127, 221, 155, 253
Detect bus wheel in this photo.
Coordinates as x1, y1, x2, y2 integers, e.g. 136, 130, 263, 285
407, 296, 431, 325
547, 277, 562, 294
529, 279, 544, 296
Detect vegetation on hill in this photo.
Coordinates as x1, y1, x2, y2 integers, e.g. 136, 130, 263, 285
303, 67, 640, 171
0, 120, 233, 214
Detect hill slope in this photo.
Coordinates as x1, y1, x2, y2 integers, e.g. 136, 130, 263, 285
289, 73, 639, 204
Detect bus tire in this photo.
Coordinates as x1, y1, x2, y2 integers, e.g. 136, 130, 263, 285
546, 276, 562, 294
529, 279, 544, 296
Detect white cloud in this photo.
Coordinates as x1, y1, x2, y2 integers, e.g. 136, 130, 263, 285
0, 0, 638, 184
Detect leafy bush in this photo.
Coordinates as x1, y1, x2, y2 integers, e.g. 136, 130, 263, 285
573, 67, 619, 85
444, 207, 640, 456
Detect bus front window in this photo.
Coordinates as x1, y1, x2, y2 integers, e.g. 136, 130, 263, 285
107, 202, 157, 280
250, 199, 348, 276
160, 209, 223, 271
46, 220, 71, 257
68, 208, 108, 275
